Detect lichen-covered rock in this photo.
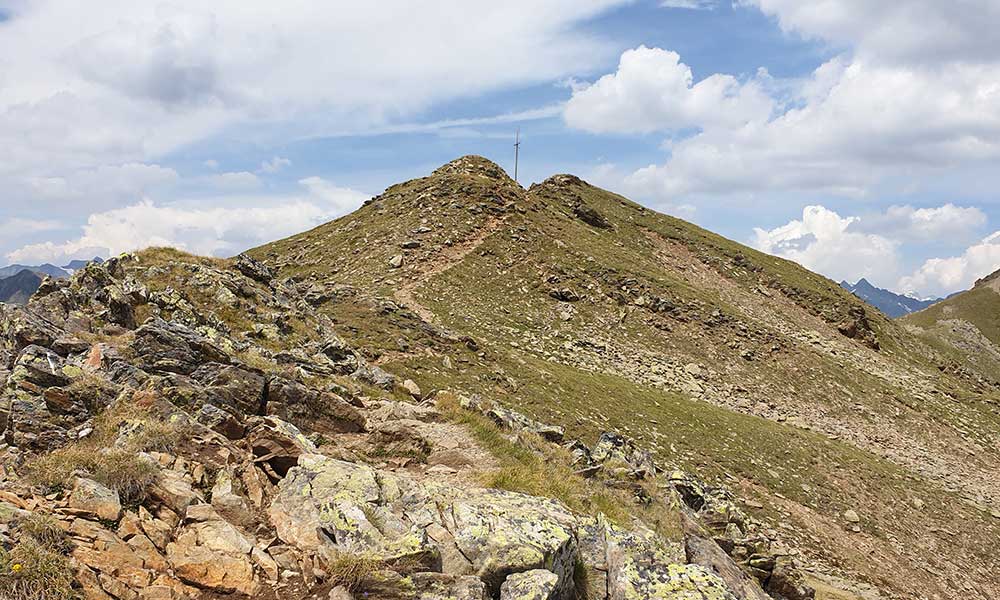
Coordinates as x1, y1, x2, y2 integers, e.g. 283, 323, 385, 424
11, 344, 71, 389
591, 432, 655, 479
606, 524, 736, 600
410, 572, 489, 600
269, 454, 439, 569
270, 453, 589, 599
131, 318, 230, 375
500, 569, 560, 600
70, 477, 122, 521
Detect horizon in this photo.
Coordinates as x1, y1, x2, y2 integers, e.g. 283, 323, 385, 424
2, 1, 1000, 298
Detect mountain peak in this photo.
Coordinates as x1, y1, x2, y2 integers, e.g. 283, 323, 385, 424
431, 155, 514, 183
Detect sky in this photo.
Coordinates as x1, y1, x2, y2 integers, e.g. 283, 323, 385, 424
1, 0, 1000, 298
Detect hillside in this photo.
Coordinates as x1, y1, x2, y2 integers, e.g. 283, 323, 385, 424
839, 279, 939, 318
901, 268, 1000, 379
0, 269, 43, 304
0, 157, 997, 600
253, 156, 1000, 599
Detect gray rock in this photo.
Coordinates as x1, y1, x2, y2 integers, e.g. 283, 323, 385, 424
500, 569, 559, 600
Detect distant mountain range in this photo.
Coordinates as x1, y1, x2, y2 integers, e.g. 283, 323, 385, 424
0, 257, 103, 304
839, 278, 941, 318
0, 269, 43, 305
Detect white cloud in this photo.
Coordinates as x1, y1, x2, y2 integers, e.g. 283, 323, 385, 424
0, 218, 63, 237
564, 46, 773, 134
740, 0, 1000, 65
753, 203, 997, 296
203, 159, 219, 169
259, 156, 291, 173
900, 233, 1000, 297
752, 205, 900, 286
6, 178, 370, 264
660, 0, 717, 9
565, 0, 1000, 201
0, 1, 626, 177
851, 204, 986, 242
206, 171, 260, 190
617, 56, 1000, 199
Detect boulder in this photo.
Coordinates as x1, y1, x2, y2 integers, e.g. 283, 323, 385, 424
131, 318, 230, 375
11, 344, 72, 389
245, 416, 319, 480
148, 469, 203, 515
266, 377, 365, 432
234, 254, 274, 284
410, 573, 488, 600
270, 454, 582, 598
606, 525, 736, 600
70, 477, 122, 522
591, 432, 655, 479
165, 505, 258, 596
500, 569, 559, 600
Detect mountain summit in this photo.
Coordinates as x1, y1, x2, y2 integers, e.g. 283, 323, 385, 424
839, 278, 940, 318
1, 157, 997, 600
250, 157, 1000, 598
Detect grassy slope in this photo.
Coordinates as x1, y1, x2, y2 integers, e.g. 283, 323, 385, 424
250, 158, 1000, 598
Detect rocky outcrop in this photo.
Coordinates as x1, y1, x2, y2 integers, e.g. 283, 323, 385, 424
0, 248, 818, 600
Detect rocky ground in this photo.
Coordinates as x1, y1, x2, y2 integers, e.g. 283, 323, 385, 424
2, 157, 998, 600
0, 252, 819, 600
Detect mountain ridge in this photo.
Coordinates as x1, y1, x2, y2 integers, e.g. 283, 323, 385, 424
0, 156, 996, 600
252, 156, 1000, 599
839, 278, 940, 318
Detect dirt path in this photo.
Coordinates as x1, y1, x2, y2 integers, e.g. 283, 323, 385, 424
393, 214, 507, 323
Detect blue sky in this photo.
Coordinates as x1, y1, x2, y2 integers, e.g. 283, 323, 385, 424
2, 0, 1000, 297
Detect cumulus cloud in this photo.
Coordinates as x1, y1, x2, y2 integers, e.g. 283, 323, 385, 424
564, 46, 772, 134
752, 205, 900, 285
899, 233, 1000, 297
850, 204, 986, 242
6, 178, 370, 265
754, 203, 997, 296
565, 0, 1000, 201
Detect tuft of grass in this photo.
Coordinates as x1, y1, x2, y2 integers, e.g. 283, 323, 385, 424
26, 447, 159, 505
17, 515, 72, 554
25, 394, 173, 503
63, 374, 119, 413
435, 392, 669, 530
0, 539, 78, 600
326, 553, 385, 593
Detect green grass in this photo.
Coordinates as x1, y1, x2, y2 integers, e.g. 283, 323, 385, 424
435, 391, 680, 539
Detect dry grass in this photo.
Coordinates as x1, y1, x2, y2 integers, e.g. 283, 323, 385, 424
25, 394, 180, 503
326, 553, 385, 593
0, 539, 77, 600
18, 514, 72, 554
136, 246, 231, 269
